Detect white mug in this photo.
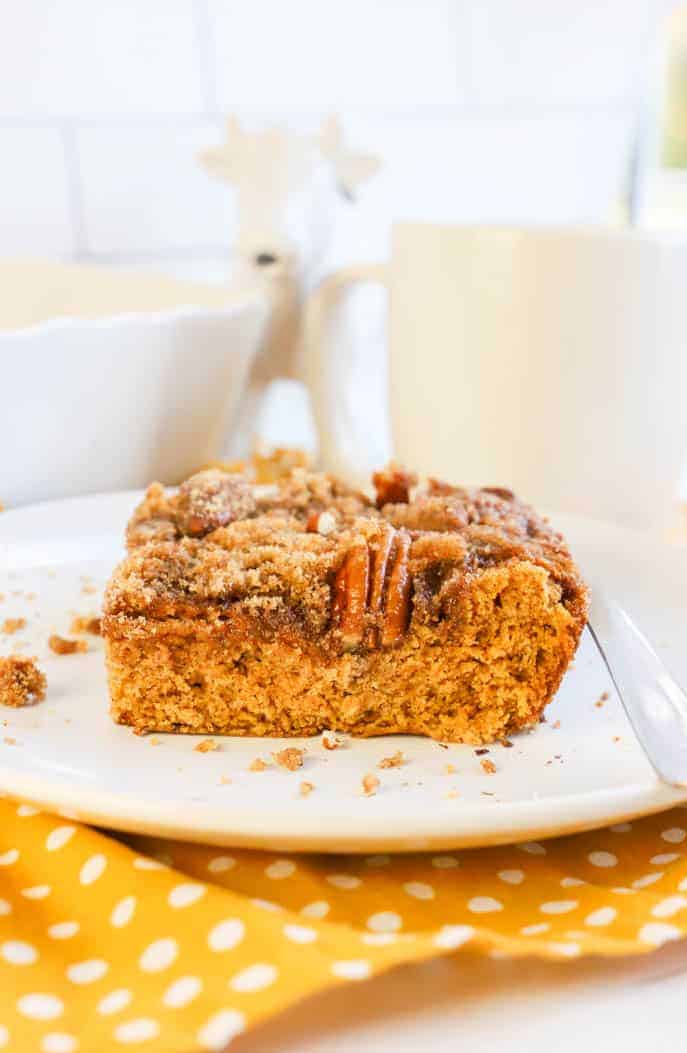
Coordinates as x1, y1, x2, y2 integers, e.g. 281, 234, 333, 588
306, 223, 687, 532
1, 262, 267, 507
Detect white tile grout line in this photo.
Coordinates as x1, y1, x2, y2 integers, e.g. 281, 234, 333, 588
59, 121, 89, 257
192, 0, 220, 115
0, 101, 639, 129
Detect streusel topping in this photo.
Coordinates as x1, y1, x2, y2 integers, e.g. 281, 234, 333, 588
105, 466, 587, 647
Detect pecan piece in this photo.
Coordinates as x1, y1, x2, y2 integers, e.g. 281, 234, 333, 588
372, 465, 417, 508
176, 469, 256, 537
333, 538, 370, 650
482, 486, 516, 502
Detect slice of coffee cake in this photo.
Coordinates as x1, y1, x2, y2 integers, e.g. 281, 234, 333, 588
103, 466, 587, 744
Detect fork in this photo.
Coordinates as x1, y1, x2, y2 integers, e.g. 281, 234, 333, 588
588, 592, 687, 788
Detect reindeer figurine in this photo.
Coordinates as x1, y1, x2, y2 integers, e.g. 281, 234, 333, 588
198, 116, 380, 455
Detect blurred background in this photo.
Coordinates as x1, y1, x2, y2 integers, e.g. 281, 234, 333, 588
4, 0, 681, 271
2, 0, 687, 519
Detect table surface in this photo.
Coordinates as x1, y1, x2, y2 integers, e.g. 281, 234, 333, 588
235, 941, 687, 1052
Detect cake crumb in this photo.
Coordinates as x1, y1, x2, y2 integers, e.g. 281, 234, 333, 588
500, 739, 514, 748
2, 618, 26, 635
70, 615, 102, 636
49, 635, 87, 655
194, 738, 218, 753
81, 584, 97, 595
443, 763, 457, 775
552, 720, 561, 730
273, 747, 304, 771
299, 780, 314, 797
613, 736, 621, 743
445, 789, 460, 799
4, 736, 17, 745
25, 593, 37, 602
218, 774, 231, 785
475, 747, 490, 756
148, 737, 161, 747
378, 750, 404, 769
481, 758, 497, 775
249, 757, 268, 772
362, 773, 380, 796
0, 656, 46, 708
321, 732, 342, 750
595, 691, 610, 708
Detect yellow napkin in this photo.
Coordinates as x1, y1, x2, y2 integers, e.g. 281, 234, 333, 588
2, 800, 687, 1052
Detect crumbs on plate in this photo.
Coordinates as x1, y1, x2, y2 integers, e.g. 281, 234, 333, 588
273, 747, 304, 771
2, 618, 26, 635
49, 634, 87, 655
0, 655, 46, 708
70, 615, 102, 636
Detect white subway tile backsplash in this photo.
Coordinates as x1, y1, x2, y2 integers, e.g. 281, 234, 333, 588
0, 128, 74, 256
467, 0, 655, 106
207, 0, 470, 107
0, 0, 204, 117
344, 110, 634, 227
74, 107, 634, 262
76, 124, 236, 255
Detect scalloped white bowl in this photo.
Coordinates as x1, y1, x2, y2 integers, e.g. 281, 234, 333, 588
1, 260, 267, 506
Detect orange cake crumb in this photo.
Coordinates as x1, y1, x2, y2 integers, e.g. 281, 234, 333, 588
194, 739, 218, 753
378, 750, 404, 769
481, 758, 497, 775
0, 656, 46, 707
273, 747, 304, 771
70, 615, 102, 636
362, 773, 380, 796
2, 618, 26, 635
299, 780, 314, 797
249, 757, 268, 772
49, 635, 87, 655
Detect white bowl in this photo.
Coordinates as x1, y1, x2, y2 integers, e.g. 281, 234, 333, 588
1, 261, 267, 506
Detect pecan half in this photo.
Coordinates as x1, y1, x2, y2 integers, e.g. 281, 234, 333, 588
333, 526, 413, 650
333, 538, 370, 650
381, 530, 412, 646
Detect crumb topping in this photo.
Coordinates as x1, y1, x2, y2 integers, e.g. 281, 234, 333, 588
104, 465, 588, 657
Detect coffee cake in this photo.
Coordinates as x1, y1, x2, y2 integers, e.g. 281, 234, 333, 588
103, 466, 588, 744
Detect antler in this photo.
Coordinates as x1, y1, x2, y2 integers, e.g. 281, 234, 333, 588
197, 115, 246, 183
316, 115, 381, 198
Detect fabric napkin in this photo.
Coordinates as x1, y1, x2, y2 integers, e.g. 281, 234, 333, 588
1, 799, 687, 1052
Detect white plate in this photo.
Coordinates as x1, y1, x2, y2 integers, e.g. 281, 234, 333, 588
0, 492, 686, 853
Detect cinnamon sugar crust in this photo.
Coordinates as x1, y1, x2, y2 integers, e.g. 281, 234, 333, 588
104, 466, 588, 743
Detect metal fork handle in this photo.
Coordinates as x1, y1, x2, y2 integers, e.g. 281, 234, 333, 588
588, 592, 687, 789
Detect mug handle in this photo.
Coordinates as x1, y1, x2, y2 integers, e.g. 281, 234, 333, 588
303, 263, 389, 482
